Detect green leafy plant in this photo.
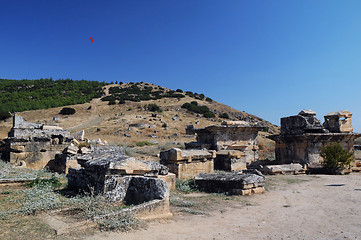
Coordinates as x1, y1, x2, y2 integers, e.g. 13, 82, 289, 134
59, 107, 76, 115
219, 113, 230, 119
135, 141, 156, 147
320, 142, 353, 173
27, 176, 62, 189
175, 179, 196, 194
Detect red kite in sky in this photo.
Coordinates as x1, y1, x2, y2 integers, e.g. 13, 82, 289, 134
90, 37, 93, 43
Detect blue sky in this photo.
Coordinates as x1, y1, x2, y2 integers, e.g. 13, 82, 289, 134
1, 0, 361, 130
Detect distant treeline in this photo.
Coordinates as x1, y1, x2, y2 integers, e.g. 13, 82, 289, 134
0, 78, 106, 120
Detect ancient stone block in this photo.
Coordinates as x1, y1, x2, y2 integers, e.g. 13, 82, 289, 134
324, 110, 353, 133
261, 163, 306, 175
269, 110, 361, 167
160, 148, 215, 179
194, 172, 265, 195
5, 115, 71, 169
185, 122, 264, 165
215, 150, 247, 171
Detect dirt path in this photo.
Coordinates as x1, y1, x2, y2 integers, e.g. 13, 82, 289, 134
87, 174, 361, 240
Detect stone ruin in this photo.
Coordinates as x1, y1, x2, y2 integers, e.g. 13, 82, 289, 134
195, 170, 265, 195
4, 115, 71, 169
160, 148, 215, 179
67, 145, 174, 220
268, 110, 361, 168
185, 121, 265, 172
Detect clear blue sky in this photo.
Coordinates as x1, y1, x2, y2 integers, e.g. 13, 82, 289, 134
1, 0, 361, 130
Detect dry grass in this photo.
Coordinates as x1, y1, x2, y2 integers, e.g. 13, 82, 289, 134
0, 82, 278, 148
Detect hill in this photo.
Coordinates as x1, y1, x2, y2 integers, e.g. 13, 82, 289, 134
0, 80, 279, 160
0, 78, 105, 120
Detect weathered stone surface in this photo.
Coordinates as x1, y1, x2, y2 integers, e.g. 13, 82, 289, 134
12, 115, 42, 129
160, 148, 215, 179
324, 110, 353, 133
281, 110, 324, 135
157, 173, 176, 190
67, 146, 171, 212
269, 110, 361, 167
298, 109, 316, 116
195, 172, 265, 195
73, 130, 85, 141
124, 176, 169, 205
65, 144, 78, 155
261, 163, 306, 175
160, 148, 215, 163
185, 122, 264, 164
215, 150, 247, 171
79, 147, 91, 154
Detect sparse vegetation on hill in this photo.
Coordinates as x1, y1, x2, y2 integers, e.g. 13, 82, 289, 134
181, 101, 215, 118
0, 78, 105, 120
100, 82, 214, 104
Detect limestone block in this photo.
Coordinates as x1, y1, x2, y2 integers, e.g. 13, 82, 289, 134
42, 125, 63, 130
79, 147, 91, 154
13, 115, 42, 129
10, 145, 25, 152
65, 159, 81, 174
65, 144, 78, 155
71, 139, 80, 146
157, 173, 176, 190
262, 163, 305, 175
195, 172, 265, 194
73, 130, 85, 141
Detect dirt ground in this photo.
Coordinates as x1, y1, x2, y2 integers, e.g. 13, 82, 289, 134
88, 174, 361, 240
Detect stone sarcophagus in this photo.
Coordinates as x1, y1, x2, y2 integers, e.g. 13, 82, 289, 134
160, 148, 215, 179
185, 121, 265, 170
67, 146, 173, 220
269, 110, 361, 167
194, 171, 265, 195
4, 115, 71, 169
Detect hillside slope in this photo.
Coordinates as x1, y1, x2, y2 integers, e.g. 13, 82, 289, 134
0, 81, 279, 160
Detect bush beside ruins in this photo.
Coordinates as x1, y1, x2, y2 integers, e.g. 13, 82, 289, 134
320, 142, 353, 173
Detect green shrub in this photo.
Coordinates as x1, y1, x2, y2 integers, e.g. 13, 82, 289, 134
162, 123, 167, 128
0, 111, 11, 121
108, 100, 116, 105
205, 97, 213, 103
320, 142, 353, 173
145, 103, 162, 112
28, 176, 62, 189
101, 95, 116, 102
59, 107, 76, 115
135, 141, 156, 147
219, 113, 230, 119
203, 112, 215, 118
176, 179, 196, 194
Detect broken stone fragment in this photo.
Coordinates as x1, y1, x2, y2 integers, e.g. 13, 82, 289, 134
73, 130, 85, 141
79, 147, 91, 154
298, 109, 316, 116
65, 143, 78, 155
13, 115, 43, 129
